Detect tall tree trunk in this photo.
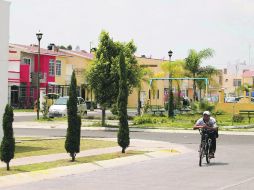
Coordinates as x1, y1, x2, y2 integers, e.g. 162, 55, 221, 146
193, 74, 197, 101
137, 90, 141, 116
102, 107, 106, 127
7, 162, 9, 171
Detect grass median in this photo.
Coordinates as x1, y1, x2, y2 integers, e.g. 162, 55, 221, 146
14, 138, 117, 158
0, 150, 146, 176
132, 113, 254, 130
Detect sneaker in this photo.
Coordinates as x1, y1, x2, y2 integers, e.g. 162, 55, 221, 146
209, 153, 215, 158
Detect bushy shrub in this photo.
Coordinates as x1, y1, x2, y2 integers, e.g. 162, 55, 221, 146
84, 115, 95, 120
143, 101, 151, 113
127, 115, 134, 120
133, 115, 169, 125
164, 102, 168, 111
41, 97, 48, 119
199, 100, 215, 112
190, 102, 198, 111
232, 114, 244, 123
214, 109, 225, 115
110, 103, 118, 116
107, 115, 119, 120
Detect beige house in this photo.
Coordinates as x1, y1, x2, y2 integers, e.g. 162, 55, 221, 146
222, 68, 243, 96
58, 49, 94, 100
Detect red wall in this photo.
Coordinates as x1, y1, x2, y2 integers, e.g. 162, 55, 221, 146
20, 64, 30, 83
34, 54, 56, 88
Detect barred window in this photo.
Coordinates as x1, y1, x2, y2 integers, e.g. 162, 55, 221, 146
56, 60, 61, 76
233, 79, 241, 87
23, 58, 31, 65
49, 59, 55, 76
20, 83, 26, 97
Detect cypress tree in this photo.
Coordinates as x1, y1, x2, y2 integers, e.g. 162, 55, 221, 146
117, 52, 129, 153
65, 71, 81, 161
1, 104, 15, 170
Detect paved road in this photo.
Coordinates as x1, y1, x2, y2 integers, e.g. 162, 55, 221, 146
13, 109, 137, 122
10, 128, 254, 190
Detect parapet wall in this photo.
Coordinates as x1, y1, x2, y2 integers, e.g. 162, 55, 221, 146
215, 102, 254, 114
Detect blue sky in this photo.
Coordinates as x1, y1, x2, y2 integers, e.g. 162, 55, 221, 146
7, 0, 254, 68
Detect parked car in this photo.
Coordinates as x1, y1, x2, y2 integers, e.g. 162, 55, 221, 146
48, 96, 87, 118
225, 97, 238, 103
43, 93, 60, 108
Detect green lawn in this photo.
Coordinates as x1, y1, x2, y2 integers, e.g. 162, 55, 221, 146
132, 113, 254, 129
13, 109, 34, 112
0, 151, 145, 176
14, 138, 117, 158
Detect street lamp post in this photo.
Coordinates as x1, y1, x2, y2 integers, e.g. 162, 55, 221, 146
36, 31, 43, 120
168, 50, 173, 117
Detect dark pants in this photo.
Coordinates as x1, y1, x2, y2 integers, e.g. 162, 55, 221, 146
208, 132, 217, 153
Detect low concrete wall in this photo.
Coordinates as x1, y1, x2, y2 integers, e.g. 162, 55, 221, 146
215, 102, 254, 114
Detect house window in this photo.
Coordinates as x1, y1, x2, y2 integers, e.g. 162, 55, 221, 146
233, 79, 241, 87
219, 76, 222, 85
49, 59, 55, 76
23, 58, 31, 65
30, 88, 34, 97
56, 60, 61, 76
19, 83, 26, 97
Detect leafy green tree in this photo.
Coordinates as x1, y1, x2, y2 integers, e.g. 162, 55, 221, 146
67, 45, 72, 50
117, 52, 129, 153
185, 48, 214, 101
87, 31, 141, 126
58, 45, 67, 50
65, 71, 81, 162
1, 104, 15, 170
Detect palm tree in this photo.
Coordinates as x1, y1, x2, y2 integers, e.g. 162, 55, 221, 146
185, 48, 214, 101
196, 65, 218, 99
160, 59, 185, 116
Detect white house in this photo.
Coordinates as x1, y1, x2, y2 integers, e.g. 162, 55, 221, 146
0, 0, 10, 140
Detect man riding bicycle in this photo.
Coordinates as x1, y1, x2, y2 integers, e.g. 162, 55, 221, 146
193, 111, 219, 158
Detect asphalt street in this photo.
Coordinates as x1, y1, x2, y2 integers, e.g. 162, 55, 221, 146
9, 111, 254, 190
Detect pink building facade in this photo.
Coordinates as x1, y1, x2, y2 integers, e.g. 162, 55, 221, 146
8, 44, 66, 108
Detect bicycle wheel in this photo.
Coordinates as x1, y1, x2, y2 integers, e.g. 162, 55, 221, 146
206, 142, 211, 164
199, 144, 204, 167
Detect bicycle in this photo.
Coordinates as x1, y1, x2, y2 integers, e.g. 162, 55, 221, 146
198, 128, 213, 167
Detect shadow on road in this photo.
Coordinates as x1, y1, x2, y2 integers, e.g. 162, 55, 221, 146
209, 162, 229, 166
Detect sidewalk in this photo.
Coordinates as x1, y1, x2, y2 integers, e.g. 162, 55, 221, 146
0, 138, 191, 188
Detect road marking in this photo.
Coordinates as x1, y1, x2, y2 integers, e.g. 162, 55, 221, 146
218, 176, 254, 190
